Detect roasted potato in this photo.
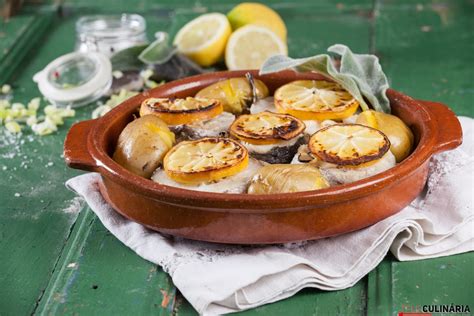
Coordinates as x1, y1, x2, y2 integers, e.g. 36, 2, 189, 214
195, 77, 269, 114
113, 115, 175, 178
356, 110, 414, 162
248, 164, 330, 194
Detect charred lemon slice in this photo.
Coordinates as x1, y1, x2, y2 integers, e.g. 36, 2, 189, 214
163, 137, 249, 184
274, 80, 359, 120
309, 124, 390, 166
229, 111, 305, 145
140, 97, 223, 125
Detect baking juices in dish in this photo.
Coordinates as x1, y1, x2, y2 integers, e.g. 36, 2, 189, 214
113, 76, 414, 194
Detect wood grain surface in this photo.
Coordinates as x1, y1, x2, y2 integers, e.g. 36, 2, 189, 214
0, 1, 472, 315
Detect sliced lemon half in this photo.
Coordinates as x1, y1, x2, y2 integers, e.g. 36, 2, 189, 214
230, 111, 305, 145
140, 97, 223, 125
225, 25, 287, 70
274, 80, 359, 121
173, 13, 231, 66
227, 2, 287, 42
163, 138, 249, 185
309, 123, 390, 166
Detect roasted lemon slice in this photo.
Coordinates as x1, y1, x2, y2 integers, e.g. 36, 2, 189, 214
308, 123, 390, 166
163, 138, 249, 184
140, 97, 223, 125
274, 80, 359, 121
230, 111, 305, 145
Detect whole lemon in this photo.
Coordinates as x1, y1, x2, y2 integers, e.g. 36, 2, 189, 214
227, 3, 287, 42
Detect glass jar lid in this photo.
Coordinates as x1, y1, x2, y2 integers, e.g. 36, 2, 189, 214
33, 52, 112, 107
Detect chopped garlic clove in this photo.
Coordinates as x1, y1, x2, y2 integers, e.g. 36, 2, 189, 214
5, 121, 22, 133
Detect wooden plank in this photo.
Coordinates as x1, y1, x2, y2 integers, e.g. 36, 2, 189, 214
35, 211, 176, 315
0, 7, 56, 85
0, 7, 172, 312
367, 1, 474, 314
9, 8, 176, 316
4, 1, 470, 315
0, 8, 86, 316
390, 253, 474, 313
367, 253, 474, 315
366, 257, 394, 315
373, 0, 474, 116
64, 0, 373, 12
165, 2, 374, 58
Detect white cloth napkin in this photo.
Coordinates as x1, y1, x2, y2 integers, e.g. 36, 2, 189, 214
66, 116, 474, 315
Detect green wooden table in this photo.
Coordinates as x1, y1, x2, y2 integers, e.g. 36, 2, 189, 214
0, 1, 472, 315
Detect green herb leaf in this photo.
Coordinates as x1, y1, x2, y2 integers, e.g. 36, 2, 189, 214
110, 44, 148, 71
259, 44, 390, 113
139, 32, 177, 65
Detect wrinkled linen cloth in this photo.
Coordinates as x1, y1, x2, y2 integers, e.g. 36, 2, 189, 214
66, 117, 474, 315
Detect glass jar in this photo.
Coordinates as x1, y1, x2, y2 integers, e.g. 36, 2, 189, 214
75, 14, 148, 56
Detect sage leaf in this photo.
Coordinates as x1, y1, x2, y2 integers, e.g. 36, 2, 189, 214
139, 32, 177, 65
110, 44, 148, 71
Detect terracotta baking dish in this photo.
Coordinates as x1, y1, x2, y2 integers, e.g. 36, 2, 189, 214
64, 70, 462, 244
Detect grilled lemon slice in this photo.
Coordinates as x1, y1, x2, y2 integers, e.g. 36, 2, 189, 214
274, 80, 359, 121
230, 111, 305, 145
140, 97, 223, 125
309, 123, 390, 166
163, 137, 249, 184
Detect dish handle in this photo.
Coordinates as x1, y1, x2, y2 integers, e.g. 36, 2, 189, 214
64, 119, 99, 172
418, 100, 463, 154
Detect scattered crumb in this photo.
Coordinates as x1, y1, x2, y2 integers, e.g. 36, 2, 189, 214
421, 25, 432, 32
63, 196, 85, 214
1, 84, 11, 94
112, 70, 124, 79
